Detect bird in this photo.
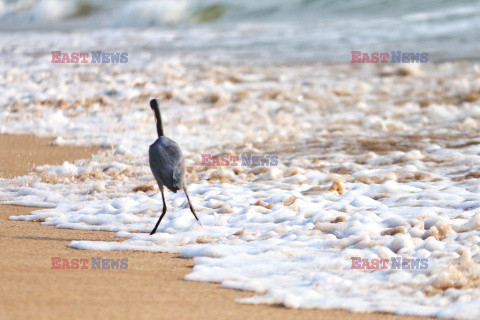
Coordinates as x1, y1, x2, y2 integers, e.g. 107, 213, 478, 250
148, 98, 201, 235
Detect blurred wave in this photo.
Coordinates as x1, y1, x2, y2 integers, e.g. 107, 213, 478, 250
1, 0, 479, 62
1, 0, 478, 27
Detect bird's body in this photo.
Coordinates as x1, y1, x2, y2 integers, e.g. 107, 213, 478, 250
148, 99, 200, 235
149, 136, 184, 193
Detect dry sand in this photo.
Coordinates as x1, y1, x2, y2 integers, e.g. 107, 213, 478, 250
0, 134, 435, 320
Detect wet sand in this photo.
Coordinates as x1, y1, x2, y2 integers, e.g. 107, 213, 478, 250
0, 134, 435, 320
0, 134, 102, 179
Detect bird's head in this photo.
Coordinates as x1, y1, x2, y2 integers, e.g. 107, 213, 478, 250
150, 98, 164, 137
150, 99, 159, 123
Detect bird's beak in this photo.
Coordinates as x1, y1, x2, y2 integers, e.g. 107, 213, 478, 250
153, 112, 157, 123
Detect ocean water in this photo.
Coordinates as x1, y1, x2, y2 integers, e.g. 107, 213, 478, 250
1, 0, 479, 62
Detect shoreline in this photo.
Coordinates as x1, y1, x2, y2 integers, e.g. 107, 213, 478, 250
0, 134, 436, 320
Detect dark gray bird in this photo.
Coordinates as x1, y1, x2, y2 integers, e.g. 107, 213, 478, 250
148, 99, 200, 235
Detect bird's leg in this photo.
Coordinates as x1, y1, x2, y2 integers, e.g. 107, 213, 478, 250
150, 186, 167, 235
184, 187, 202, 226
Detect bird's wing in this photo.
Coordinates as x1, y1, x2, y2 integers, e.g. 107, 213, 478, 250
149, 139, 185, 192
171, 158, 185, 189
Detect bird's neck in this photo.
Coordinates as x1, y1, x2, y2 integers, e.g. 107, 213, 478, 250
154, 107, 164, 137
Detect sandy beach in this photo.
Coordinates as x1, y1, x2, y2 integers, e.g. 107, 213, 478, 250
0, 134, 437, 320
